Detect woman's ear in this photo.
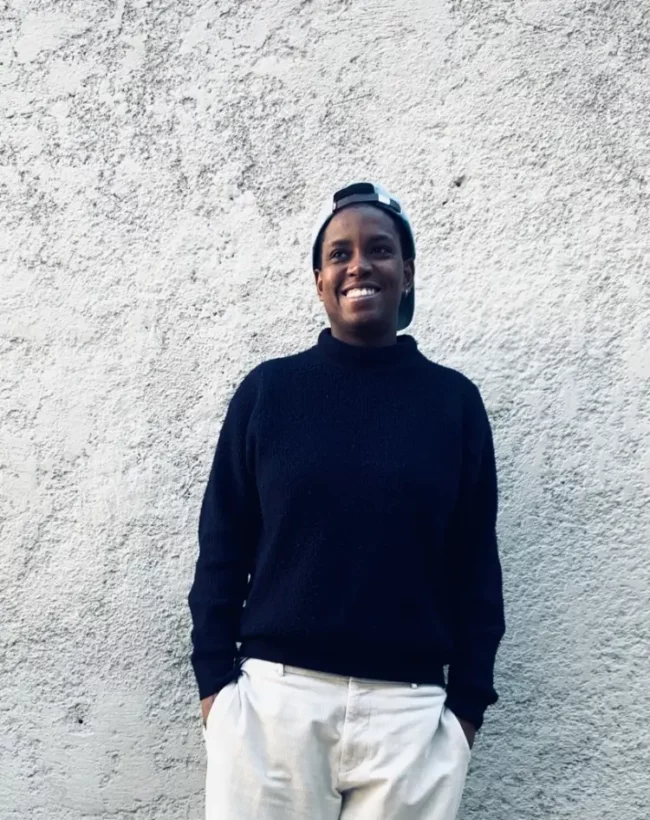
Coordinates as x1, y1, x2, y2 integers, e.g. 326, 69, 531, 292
314, 270, 324, 301
403, 260, 415, 294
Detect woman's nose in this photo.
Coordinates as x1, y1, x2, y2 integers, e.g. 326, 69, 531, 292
347, 251, 372, 275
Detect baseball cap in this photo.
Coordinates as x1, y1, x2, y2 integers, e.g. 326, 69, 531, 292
310, 182, 416, 331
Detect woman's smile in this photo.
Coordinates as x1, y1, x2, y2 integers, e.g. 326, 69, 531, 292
341, 286, 381, 301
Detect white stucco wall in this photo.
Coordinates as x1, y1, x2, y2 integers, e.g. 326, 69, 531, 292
2, 1, 649, 817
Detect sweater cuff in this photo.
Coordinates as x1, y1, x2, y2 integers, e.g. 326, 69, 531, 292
445, 690, 492, 732
192, 654, 239, 700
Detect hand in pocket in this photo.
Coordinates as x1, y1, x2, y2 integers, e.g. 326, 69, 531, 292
201, 694, 217, 728
457, 717, 476, 749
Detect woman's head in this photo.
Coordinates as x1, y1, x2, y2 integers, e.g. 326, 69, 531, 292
312, 184, 415, 347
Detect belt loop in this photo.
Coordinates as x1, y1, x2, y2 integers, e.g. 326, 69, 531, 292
276, 663, 285, 676
410, 683, 418, 689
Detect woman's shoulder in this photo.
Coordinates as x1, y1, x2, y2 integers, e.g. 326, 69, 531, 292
412, 353, 491, 425
232, 345, 318, 397
415, 351, 481, 394
248, 344, 317, 379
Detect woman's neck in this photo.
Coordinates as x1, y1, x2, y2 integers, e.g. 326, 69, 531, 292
316, 328, 419, 369
330, 325, 397, 349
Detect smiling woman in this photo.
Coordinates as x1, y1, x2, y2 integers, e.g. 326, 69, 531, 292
312, 183, 416, 346
314, 198, 414, 347
188, 181, 506, 820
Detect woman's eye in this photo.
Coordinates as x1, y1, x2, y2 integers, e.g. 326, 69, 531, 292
372, 245, 392, 255
330, 249, 348, 260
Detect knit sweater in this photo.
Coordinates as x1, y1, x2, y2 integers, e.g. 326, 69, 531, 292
188, 329, 505, 730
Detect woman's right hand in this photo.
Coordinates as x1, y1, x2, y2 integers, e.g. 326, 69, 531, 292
201, 694, 216, 727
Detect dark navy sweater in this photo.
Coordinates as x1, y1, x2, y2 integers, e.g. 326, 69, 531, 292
188, 329, 505, 729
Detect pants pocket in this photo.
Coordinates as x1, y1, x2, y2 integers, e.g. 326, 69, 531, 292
444, 706, 472, 757
204, 680, 238, 738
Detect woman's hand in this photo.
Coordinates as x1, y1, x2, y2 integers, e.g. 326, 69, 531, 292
458, 718, 477, 749
201, 694, 216, 727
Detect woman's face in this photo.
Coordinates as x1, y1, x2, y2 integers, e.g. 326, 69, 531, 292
314, 205, 415, 345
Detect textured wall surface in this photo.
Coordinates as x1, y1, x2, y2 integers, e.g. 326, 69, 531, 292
2, 1, 649, 818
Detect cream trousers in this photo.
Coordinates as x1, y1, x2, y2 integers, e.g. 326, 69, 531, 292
203, 658, 471, 819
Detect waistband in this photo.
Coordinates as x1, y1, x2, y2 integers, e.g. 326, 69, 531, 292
239, 639, 446, 689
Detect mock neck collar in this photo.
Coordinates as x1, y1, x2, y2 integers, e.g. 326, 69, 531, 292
316, 328, 420, 369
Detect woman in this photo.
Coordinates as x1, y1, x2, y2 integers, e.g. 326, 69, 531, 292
188, 182, 505, 819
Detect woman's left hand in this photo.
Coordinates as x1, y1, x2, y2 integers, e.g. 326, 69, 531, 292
201, 694, 217, 728
458, 718, 477, 749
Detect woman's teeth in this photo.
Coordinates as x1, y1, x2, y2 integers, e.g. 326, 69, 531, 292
345, 288, 378, 300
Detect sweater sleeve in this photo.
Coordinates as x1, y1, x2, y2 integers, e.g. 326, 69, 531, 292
188, 371, 261, 699
445, 383, 505, 731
